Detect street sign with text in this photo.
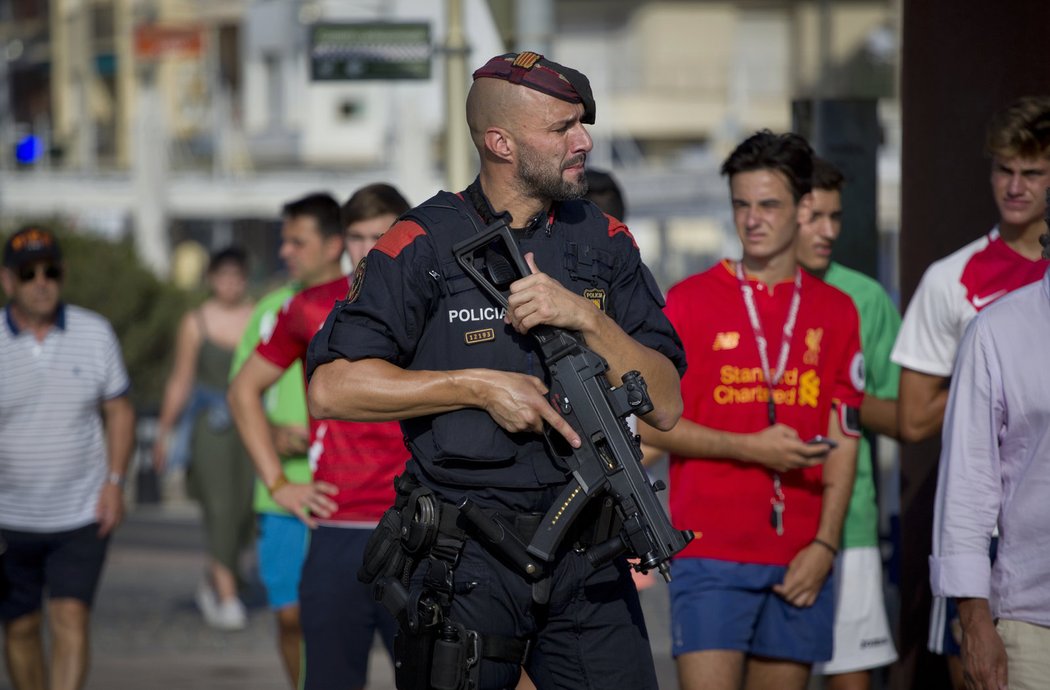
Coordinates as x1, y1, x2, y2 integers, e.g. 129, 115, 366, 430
309, 22, 431, 81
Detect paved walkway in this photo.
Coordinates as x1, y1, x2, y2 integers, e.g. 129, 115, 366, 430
1, 502, 676, 690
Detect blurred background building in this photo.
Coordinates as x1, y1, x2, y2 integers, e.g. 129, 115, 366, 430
0, 0, 899, 288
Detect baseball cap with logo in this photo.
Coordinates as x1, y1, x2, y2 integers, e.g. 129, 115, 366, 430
472, 52, 596, 125
3, 226, 62, 269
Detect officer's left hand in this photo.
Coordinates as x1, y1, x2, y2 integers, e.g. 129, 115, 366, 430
772, 541, 834, 607
506, 253, 600, 334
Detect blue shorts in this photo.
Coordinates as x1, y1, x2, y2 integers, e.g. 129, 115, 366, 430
669, 557, 835, 663
256, 513, 308, 610
299, 525, 397, 690
0, 524, 110, 621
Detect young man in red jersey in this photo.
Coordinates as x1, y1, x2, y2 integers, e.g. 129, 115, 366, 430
228, 183, 410, 690
641, 131, 864, 690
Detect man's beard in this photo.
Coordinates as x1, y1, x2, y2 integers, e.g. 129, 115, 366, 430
518, 148, 588, 201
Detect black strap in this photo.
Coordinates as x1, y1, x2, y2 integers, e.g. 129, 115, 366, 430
480, 634, 531, 665
422, 501, 468, 610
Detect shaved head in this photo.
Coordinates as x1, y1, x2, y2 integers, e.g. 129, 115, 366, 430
466, 78, 529, 150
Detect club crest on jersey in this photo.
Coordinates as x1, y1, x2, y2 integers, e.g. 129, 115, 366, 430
346, 257, 367, 303
712, 332, 740, 351
584, 288, 606, 312
464, 328, 496, 345
803, 328, 823, 365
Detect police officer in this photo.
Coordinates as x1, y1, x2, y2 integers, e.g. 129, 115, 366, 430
307, 52, 686, 690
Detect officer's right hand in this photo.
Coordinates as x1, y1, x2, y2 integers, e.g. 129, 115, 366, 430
477, 370, 581, 448
744, 424, 829, 472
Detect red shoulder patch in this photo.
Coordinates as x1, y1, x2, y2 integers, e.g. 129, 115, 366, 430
375, 220, 425, 259
606, 215, 638, 249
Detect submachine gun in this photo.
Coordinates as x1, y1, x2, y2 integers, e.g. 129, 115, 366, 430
451, 221, 693, 585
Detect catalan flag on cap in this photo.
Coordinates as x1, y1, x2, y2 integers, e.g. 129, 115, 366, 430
472, 52, 596, 125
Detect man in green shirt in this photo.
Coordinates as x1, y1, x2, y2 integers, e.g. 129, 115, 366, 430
229, 193, 345, 687
797, 159, 900, 690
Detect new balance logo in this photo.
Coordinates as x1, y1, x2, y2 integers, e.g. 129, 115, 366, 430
713, 332, 740, 351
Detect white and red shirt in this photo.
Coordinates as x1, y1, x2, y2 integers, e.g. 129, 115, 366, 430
666, 261, 865, 565
892, 228, 1049, 377
256, 276, 406, 524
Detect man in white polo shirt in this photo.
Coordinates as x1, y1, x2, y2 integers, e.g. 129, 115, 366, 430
0, 226, 135, 690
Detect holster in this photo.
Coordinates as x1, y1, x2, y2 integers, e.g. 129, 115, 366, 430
358, 475, 409, 584
363, 475, 536, 689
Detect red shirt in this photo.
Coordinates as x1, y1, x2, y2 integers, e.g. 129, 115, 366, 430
666, 261, 864, 565
256, 276, 405, 522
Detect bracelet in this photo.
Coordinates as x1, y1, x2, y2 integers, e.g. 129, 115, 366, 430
267, 474, 290, 496
106, 472, 125, 488
811, 537, 838, 556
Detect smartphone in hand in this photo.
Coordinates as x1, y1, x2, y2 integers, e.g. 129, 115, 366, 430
806, 435, 839, 450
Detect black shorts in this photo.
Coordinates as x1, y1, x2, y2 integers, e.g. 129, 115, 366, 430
299, 525, 397, 690
0, 523, 110, 621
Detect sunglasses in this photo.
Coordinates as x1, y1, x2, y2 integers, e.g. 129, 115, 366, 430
17, 263, 63, 283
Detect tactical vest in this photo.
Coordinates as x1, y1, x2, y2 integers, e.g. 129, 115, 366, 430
399, 191, 624, 491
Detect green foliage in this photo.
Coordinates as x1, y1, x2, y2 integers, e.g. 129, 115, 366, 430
2, 229, 194, 410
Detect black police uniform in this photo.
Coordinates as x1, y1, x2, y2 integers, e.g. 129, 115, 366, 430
308, 179, 686, 689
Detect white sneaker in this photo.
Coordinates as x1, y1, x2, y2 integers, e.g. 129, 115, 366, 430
195, 582, 220, 624
211, 597, 247, 631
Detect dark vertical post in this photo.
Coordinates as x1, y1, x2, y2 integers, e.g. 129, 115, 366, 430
793, 98, 880, 279
897, 3, 1050, 689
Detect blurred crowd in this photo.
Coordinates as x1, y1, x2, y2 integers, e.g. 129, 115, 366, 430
1, 50, 1048, 690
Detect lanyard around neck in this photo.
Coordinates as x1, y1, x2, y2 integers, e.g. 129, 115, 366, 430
736, 261, 802, 537
734, 261, 803, 425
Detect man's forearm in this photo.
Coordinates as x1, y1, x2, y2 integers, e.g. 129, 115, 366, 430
309, 358, 485, 422
957, 597, 993, 628
640, 416, 750, 461
229, 381, 291, 488
814, 436, 856, 546
899, 369, 949, 442
580, 310, 682, 431
103, 396, 136, 477
860, 395, 899, 439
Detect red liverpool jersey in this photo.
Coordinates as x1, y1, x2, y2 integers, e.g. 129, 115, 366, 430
666, 261, 864, 565
256, 276, 405, 523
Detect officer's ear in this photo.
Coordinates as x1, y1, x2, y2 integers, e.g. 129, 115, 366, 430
484, 126, 514, 163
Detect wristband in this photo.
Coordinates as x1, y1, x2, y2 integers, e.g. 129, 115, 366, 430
267, 474, 290, 496
811, 537, 838, 556
106, 472, 125, 488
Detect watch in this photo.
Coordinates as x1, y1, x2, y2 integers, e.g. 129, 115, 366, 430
106, 472, 126, 488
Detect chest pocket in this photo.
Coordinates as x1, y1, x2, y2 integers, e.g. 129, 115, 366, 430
564, 242, 616, 317
438, 257, 478, 296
